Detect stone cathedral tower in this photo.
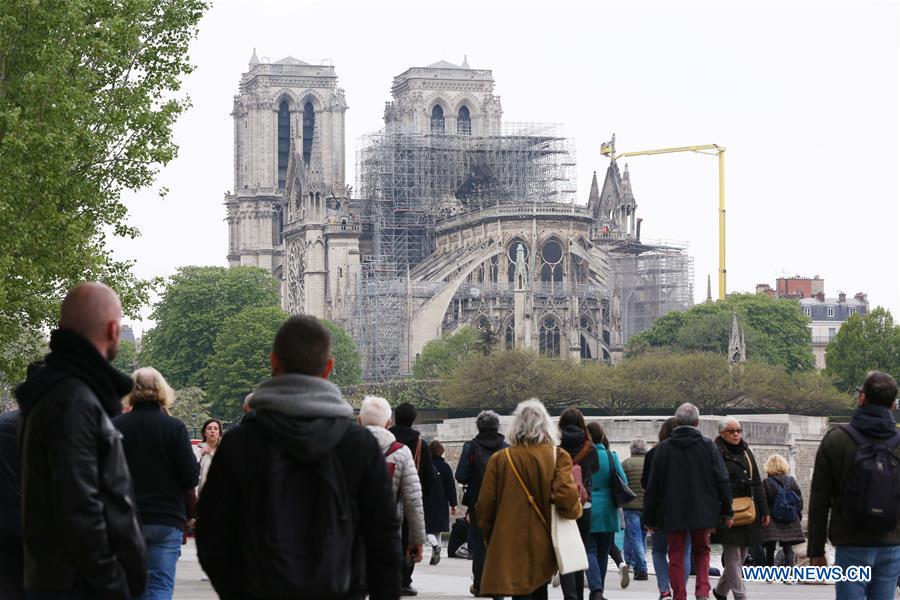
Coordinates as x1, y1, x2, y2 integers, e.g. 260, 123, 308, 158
225, 50, 348, 276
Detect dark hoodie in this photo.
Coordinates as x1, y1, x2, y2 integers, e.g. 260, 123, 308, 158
643, 426, 733, 532
808, 404, 900, 556
196, 374, 400, 600
560, 425, 600, 489
455, 430, 508, 507
390, 424, 435, 500
15, 329, 146, 600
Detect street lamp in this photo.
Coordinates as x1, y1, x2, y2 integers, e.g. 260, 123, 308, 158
601, 136, 727, 300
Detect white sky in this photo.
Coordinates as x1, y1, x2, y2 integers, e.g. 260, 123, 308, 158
111, 0, 900, 334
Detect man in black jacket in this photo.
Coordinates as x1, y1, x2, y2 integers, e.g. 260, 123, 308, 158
644, 403, 733, 600
390, 402, 435, 596
454, 409, 507, 597
0, 408, 24, 600
15, 283, 146, 600
197, 315, 400, 600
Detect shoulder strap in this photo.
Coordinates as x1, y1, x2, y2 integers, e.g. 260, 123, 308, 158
838, 424, 900, 449
386, 441, 405, 458
769, 475, 784, 488
414, 438, 422, 471
504, 448, 548, 529
743, 451, 753, 480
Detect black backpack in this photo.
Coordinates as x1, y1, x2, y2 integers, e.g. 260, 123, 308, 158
242, 436, 354, 598
461, 442, 495, 507
839, 424, 900, 531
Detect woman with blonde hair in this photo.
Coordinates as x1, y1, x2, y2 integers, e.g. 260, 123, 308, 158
114, 367, 200, 600
761, 453, 804, 567
476, 399, 583, 600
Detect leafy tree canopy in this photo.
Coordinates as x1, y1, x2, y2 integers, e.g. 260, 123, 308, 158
412, 326, 482, 379
141, 266, 280, 388
205, 306, 289, 420
627, 293, 815, 372
0, 0, 207, 383
322, 320, 362, 387
111, 339, 139, 374
170, 387, 211, 436
825, 307, 900, 392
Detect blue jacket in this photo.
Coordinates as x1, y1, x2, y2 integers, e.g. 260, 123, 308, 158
590, 443, 626, 533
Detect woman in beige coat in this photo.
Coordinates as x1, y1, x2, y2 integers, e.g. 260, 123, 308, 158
477, 399, 583, 599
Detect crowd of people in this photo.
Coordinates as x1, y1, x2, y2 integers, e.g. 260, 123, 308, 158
0, 281, 898, 600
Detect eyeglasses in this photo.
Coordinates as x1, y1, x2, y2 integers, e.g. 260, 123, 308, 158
723, 428, 743, 434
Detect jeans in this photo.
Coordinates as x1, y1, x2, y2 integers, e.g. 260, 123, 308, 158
622, 510, 647, 573
468, 507, 487, 594
135, 524, 183, 600
586, 531, 615, 593
651, 530, 690, 594
667, 530, 710, 600
764, 541, 795, 566
835, 544, 900, 600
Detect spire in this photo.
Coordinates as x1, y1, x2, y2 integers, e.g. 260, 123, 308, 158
462, 55, 470, 69
728, 312, 746, 364
588, 171, 600, 205
706, 275, 712, 303
249, 48, 259, 67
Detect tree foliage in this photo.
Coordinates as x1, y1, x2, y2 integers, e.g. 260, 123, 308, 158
205, 306, 289, 420
825, 307, 900, 392
412, 327, 482, 379
0, 0, 207, 383
627, 294, 815, 372
439, 350, 849, 414
140, 266, 280, 388
111, 339, 139, 374
322, 320, 363, 387
342, 379, 443, 409
170, 386, 211, 436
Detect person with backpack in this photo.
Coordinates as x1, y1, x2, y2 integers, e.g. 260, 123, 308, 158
196, 315, 400, 600
761, 454, 804, 567
359, 396, 426, 573
710, 418, 770, 600
389, 402, 434, 596
559, 409, 600, 600
425, 440, 457, 565
455, 409, 507, 597
809, 371, 900, 599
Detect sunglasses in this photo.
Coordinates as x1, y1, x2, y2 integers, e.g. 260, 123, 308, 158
723, 428, 743, 434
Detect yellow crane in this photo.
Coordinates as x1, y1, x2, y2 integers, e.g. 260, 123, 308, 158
601, 138, 727, 300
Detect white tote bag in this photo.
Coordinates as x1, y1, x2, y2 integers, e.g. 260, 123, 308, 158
550, 447, 589, 575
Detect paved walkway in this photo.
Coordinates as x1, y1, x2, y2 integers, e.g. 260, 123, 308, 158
175, 541, 833, 599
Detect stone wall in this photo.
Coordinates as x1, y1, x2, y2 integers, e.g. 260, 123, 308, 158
419, 413, 829, 518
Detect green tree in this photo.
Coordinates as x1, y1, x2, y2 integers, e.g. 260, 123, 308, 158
627, 293, 815, 372
413, 327, 482, 379
170, 387, 211, 436
322, 320, 362, 387
825, 307, 900, 392
141, 266, 280, 388
205, 306, 289, 419
0, 0, 207, 382
111, 339, 139, 374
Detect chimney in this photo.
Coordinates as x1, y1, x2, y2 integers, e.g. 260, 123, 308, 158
854, 292, 868, 303
815, 291, 825, 302
838, 291, 846, 303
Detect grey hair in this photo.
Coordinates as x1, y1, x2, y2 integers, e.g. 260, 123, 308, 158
476, 410, 501, 433
508, 398, 559, 447
630, 439, 648, 456
359, 395, 392, 427
674, 402, 700, 426
718, 418, 740, 433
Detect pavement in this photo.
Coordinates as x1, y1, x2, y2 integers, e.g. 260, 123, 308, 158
174, 540, 834, 599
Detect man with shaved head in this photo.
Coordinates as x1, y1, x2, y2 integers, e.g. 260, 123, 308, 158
16, 282, 146, 600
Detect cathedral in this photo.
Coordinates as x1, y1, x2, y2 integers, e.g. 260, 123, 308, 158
226, 53, 693, 381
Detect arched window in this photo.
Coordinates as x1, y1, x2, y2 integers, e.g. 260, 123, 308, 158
504, 318, 515, 350
539, 316, 561, 357
539, 239, 564, 284
580, 335, 592, 359
277, 100, 290, 189
302, 101, 315, 166
458, 105, 471, 135
431, 105, 445, 134
507, 239, 528, 284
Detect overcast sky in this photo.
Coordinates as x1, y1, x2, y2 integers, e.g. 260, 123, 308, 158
111, 0, 900, 333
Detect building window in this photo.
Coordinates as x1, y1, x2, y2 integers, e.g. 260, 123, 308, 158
507, 239, 529, 284
302, 101, 315, 166
539, 316, 560, 357
804, 307, 811, 317
827, 307, 835, 318
457, 105, 471, 135
431, 105, 445, 134
828, 327, 837, 340
539, 239, 564, 284
848, 307, 855, 316
277, 100, 290, 189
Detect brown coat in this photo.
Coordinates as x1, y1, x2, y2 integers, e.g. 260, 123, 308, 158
476, 443, 582, 596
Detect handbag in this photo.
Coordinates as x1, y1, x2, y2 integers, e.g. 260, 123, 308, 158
606, 447, 637, 507
505, 447, 588, 575
731, 451, 757, 527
